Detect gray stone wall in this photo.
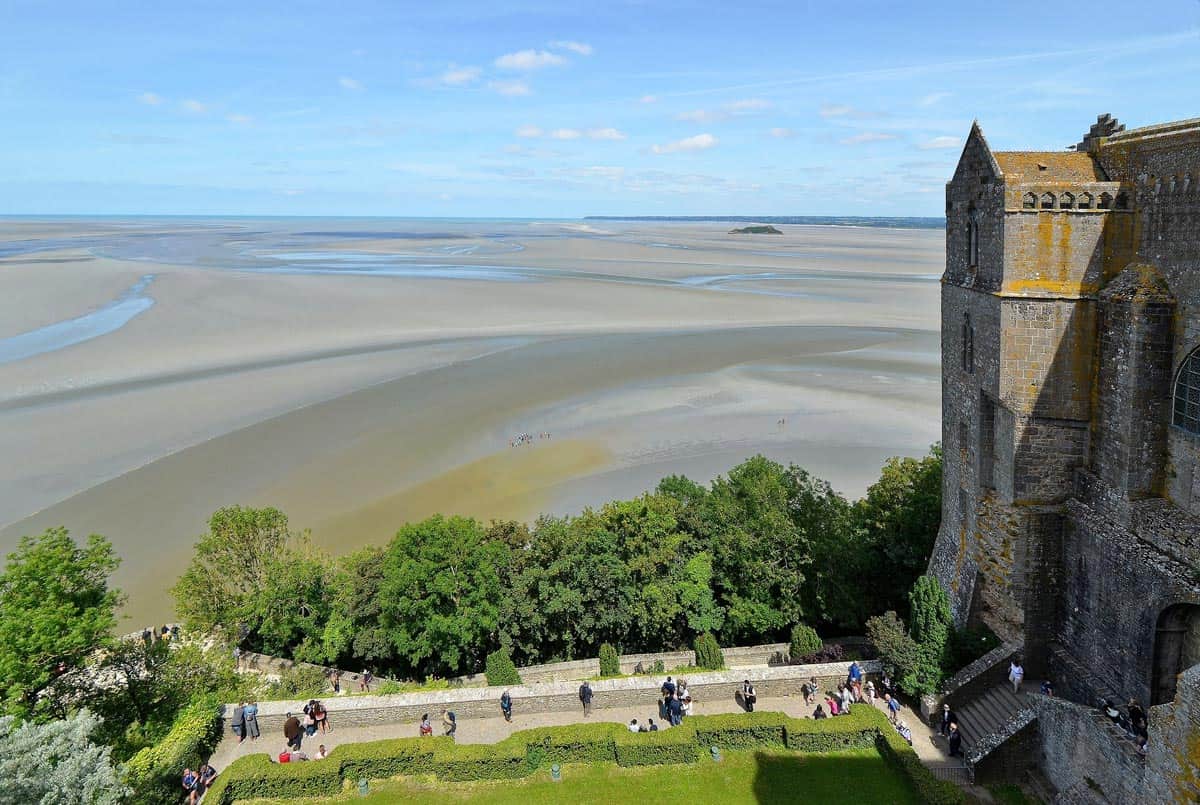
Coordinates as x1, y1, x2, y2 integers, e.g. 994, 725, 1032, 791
226, 660, 880, 736
1033, 695, 1146, 803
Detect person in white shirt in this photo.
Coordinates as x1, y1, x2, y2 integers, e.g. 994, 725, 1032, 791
1009, 659, 1025, 693
628, 719, 641, 733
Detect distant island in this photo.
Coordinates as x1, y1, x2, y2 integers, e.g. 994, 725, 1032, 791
584, 215, 946, 230
729, 225, 782, 235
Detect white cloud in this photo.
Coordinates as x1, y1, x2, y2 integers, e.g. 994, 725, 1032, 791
588, 127, 626, 141
515, 125, 544, 138
549, 40, 593, 56
338, 77, 364, 91
138, 92, 163, 106
639, 95, 658, 104
549, 128, 581, 140
181, 99, 207, 114
919, 135, 961, 150
226, 113, 253, 124
727, 98, 771, 112
840, 132, 897, 145
495, 49, 566, 70
489, 79, 531, 96
918, 92, 952, 107
769, 127, 795, 138
820, 104, 854, 118
677, 98, 771, 124
441, 65, 481, 85
651, 133, 718, 154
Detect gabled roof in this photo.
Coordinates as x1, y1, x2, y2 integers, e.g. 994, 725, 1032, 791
993, 151, 1106, 183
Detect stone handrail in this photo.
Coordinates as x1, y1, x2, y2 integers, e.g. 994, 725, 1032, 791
224, 659, 881, 734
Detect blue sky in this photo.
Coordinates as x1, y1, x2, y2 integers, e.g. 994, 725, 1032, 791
2, 0, 1199, 217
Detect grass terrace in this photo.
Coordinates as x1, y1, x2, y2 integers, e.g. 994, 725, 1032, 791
205, 707, 964, 805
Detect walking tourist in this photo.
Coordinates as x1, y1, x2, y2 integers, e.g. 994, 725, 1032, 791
801, 679, 815, 705
579, 680, 593, 717
420, 713, 433, 736
231, 701, 246, 742
331, 670, 341, 694
442, 708, 457, 737
864, 679, 876, 705
283, 713, 303, 750
244, 701, 260, 740
1009, 659, 1025, 693
940, 703, 958, 737
500, 690, 513, 722
309, 699, 328, 734
948, 722, 963, 757
667, 694, 683, 726
847, 660, 862, 685
360, 669, 373, 692
885, 693, 901, 724
1128, 699, 1148, 738
742, 680, 757, 712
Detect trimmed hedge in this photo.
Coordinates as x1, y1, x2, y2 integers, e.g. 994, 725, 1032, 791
598, 643, 620, 677
692, 711, 788, 750
789, 623, 823, 659
614, 725, 700, 766
202, 708, 965, 804
124, 694, 223, 804
693, 633, 725, 670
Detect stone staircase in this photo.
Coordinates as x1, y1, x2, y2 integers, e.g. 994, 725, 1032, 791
956, 683, 1036, 765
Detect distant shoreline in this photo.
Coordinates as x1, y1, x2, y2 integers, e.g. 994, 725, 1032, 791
584, 215, 946, 230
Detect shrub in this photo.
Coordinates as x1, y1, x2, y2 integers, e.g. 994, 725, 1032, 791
789, 624, 823, 660
201, 753, 342, 804
336, 736, 444, 779
429, 738, 529, 781
520, 723, 624, 765
650, 659, 665, 674
692, 711, 788, 750
484, 648, 522, 687
598, 643, 620, 677
790, 643, 845, 665
264, 664, 330, 699
876, 723, 965, 804
614, 724, 700, 766
693, 633, 724, 670
124, 695, 222, 804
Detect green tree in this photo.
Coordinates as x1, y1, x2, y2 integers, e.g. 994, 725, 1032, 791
0, 710, 128, 804
171, 506, 330, 656
500, 515, 634, 665
693, 633, 725, 670
0, 528, 122, 721
598, 643, 620, 677
484, 648, 522, 686
906, 575, 953, 695
865, 610, 921, 691
316, 546, 391, 668
378, 515, 510, 677
789, 623, 823, 660
852, 446, 943, 619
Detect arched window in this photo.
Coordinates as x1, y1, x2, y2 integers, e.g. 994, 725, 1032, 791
1040, 192, 1056, 210
1099, 192, 1113, 209
1078, 192, 1093, 210
962, 314, 975, 374
967, 208, 980, 267
1115, 191, 1130, 210
1152, 604, 1200, 705
1060, 191, 1075, 209
1022, 192, 1037, 210
1174, 347, 1200, 434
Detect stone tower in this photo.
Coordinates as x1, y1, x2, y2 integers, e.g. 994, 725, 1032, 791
927, 115, 1200, 801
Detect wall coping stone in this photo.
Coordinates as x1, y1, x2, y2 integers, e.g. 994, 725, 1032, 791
227, 659, 880, 718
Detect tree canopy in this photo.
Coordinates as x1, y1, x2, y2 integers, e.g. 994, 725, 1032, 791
0, 528, 123, 721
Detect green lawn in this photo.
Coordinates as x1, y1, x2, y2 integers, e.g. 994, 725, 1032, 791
245, 747, 920, 804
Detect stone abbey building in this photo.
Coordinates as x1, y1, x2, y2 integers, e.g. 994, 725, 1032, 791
927, 115, 1200, 801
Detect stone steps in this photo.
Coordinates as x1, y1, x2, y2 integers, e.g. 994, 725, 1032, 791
956, 684, 1027, 751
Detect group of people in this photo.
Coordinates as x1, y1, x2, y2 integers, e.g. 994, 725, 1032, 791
805, 661, 881, 719
140, 623, 179, 646
660, 676, 695, 725
509, 431, 550, 447
180, 763, 216, 803
418, 709, 458, 737
229, 701, 261, 742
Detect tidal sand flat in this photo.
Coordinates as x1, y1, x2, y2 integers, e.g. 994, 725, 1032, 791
0, 218, 942, 624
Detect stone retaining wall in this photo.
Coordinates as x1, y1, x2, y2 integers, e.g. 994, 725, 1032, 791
227, 660, 880, 735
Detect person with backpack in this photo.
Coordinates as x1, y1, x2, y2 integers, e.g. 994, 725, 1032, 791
500, 690, 513, 723
441, 708, 457, 737
578, 680, 593, 717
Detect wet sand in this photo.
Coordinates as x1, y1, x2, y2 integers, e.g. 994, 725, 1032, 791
0, 219, 943, 625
